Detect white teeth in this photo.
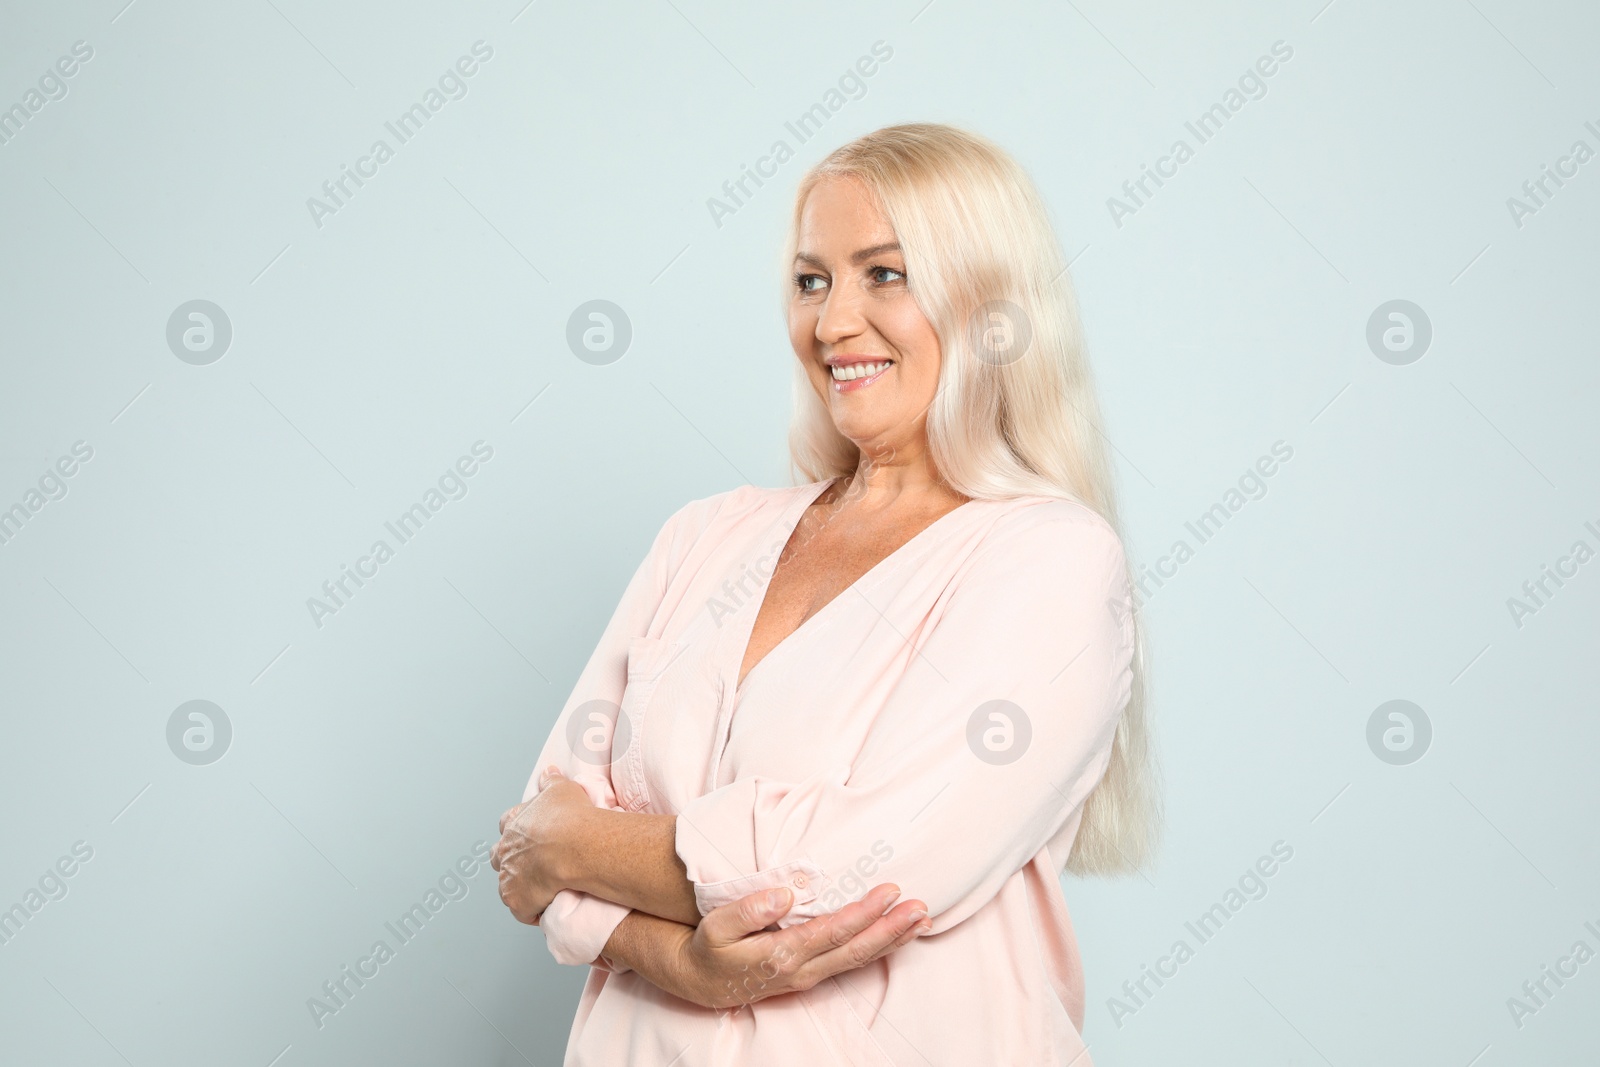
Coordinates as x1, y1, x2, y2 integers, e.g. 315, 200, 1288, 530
830, 360, 892, 381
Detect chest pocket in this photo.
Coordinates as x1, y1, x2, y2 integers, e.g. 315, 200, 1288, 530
612, 636, 676, 812
616, 632, 727, 814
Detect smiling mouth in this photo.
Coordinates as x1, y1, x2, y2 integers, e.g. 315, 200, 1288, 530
829, 359, 893, 383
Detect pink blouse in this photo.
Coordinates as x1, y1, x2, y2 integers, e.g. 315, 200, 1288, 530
522, 479, 1136, 1066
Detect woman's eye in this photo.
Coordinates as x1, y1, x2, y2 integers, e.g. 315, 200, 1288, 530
795, 273, 826, 293
871, 266, 905, 284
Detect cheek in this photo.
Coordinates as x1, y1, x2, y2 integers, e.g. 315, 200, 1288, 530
877, 302, 939, 368
788, 307, 818, 351
889, 335, 941, 397
789, 312, 829, 388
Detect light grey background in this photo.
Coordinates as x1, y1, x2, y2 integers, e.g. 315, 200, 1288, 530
2, 0, 1596, 1064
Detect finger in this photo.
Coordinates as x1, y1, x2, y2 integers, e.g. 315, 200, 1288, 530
863, 902, 932, 963
762, 883, 902, 964
537, 764, 565, 791
793, 899, 928, 985
863, 923, 922, 964
497, 874, 536, 926
699, 886, 796, 948
791, 883, 901, 950
840, 913, 925, 974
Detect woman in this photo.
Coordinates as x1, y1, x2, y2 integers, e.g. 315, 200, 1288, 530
492, 123, 1158, 1065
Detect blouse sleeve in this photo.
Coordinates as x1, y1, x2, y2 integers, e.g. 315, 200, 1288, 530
522, 496, 703, 970
672, 502, 1136, 932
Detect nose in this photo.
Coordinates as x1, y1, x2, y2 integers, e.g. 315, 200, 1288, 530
814, 279, 867, 347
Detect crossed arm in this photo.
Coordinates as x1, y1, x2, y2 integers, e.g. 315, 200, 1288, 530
490, 766, 930, 1007
492, 510, 1134, 1006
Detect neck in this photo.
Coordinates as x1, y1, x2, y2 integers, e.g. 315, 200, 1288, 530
832, 439, 964, 510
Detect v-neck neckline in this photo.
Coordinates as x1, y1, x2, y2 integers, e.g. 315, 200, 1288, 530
731, 478, 981, 698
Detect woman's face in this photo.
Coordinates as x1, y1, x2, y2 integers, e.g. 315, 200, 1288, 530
788, 176, 942, 459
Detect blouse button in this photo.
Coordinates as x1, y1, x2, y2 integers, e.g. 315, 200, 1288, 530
792, 874, 808, 889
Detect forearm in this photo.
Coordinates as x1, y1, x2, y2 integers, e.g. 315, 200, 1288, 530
566, 808, 702, 926
599, 910, 694, 992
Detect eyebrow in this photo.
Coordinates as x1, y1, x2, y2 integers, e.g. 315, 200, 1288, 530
794, 242, 902, 269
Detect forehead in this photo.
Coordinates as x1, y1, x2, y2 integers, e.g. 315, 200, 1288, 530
796, 176, 897, 253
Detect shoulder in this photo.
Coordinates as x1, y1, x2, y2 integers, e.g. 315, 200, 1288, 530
665, 481, 815, 531
962, 498, 1134, 648
983, 494, 1123, 555
651, 481, 823, 561
965, 495, 1129, 593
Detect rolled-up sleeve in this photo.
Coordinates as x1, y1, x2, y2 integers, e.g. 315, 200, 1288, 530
673, 504, 1136, 933
522, 499, 702, 970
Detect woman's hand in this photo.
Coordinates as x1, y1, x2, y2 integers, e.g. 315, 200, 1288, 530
491, 766, 595, 924
661, 882, 930, 1009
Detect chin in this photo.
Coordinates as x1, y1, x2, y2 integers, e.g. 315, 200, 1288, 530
829, 412, 888, 442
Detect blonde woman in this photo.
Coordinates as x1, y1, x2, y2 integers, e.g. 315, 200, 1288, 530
492, 123, 1158, 1065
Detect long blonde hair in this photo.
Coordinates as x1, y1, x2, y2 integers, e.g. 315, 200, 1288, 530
779, 123, 1160, 877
